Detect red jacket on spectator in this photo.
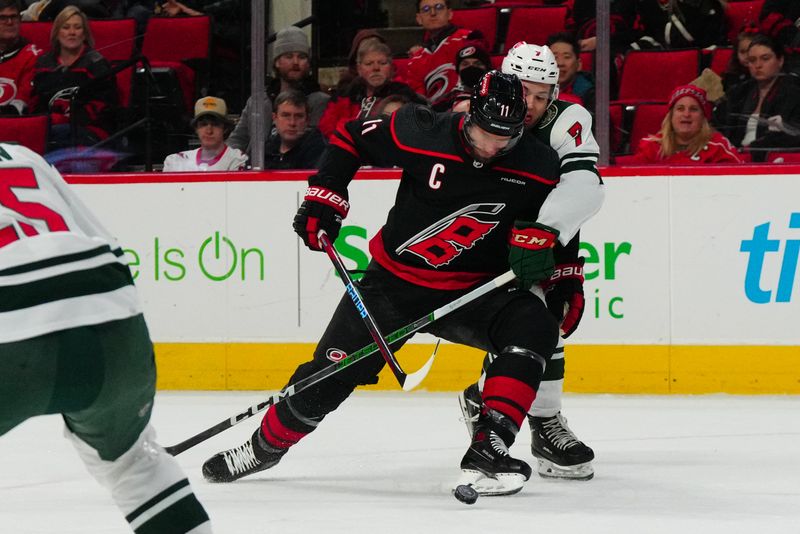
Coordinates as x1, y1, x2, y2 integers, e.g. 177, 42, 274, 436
404, 24, 479, 110
0, 38, 42, 114
318, 79, 424, 140
631, 131, 742, 164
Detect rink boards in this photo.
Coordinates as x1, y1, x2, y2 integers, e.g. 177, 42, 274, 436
68, 166, 800, 394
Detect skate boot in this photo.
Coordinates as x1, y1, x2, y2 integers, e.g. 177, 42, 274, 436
455, 409, 532, 499
457, 382, 482, 438
202, 428, 288, 483
529, 412, 594, 480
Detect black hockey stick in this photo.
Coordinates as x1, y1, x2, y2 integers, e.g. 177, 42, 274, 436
163, 268, 516, 456
318, 230, 422, 390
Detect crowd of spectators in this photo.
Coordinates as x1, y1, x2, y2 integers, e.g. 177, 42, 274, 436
2, 0, 800, 171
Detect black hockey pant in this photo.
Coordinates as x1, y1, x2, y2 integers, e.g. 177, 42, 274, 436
274, 261, 559, 434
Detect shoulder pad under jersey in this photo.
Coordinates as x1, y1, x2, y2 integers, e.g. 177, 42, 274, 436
411, 104, 437, 131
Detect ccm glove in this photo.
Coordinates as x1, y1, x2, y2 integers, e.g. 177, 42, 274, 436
541, 257, 585, 338
293, 185, 349, 251
508, 221, 559, 290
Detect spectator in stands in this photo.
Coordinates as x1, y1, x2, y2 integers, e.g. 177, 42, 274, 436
759, 0, 800, 74
229, 25, 329, 152
264, 89, 326, 170
723, 23, 758, 90
319, 42, 424, 140
0, 0, 41, 115
405, 0, 485, 111
546, 32, 595, 114
163, 96, 247, 171
335, 28, 388, 92
31, 5, 117, 150
450, 42, 490, 111
628, 0, 727, 50
566, 0, 637, 53
715, 34, 800, 161
632, 84, 742, 164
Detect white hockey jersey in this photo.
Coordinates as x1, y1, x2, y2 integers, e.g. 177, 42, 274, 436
0, 143, 141, 343
533, 100, 604, 245
162, 145, 248, 172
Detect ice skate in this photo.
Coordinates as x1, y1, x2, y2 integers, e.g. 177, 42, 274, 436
202, 428, 288, 483
455, 410, 531, 498
457, 382, 482, 438
529, 412, 594, 480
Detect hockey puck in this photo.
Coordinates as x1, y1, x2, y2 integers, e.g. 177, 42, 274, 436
453, 484, 479, 505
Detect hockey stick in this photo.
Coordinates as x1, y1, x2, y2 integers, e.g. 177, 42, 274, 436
164, 269, 516, 456
318, 230, 421, 391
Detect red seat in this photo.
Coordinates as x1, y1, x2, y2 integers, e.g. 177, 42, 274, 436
503, 6, 567, 53
709, 47, 734, 76
490, 54, 504, 70
609, 102, 625, 154
19, 21, 51, 53
628, 102, 669, 152
451, 7, 498, 51
616, 49, 701, 102
725, 0, 764, 43
0, 114, 49, 154
767, 151, 800, 163
141, 15, 211, 110
89, 19, 137, 62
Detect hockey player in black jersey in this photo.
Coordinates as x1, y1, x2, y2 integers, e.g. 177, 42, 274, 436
203, 71, 595, 497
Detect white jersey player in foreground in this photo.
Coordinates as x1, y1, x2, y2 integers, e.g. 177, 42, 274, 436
0, 143, 213, 533
458, 42, 603, 482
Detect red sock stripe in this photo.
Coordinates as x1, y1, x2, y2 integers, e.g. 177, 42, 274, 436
483, 376, 537, 428
261, 407, 308, 449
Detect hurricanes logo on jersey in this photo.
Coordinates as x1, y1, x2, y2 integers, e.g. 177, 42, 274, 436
395, 203, 505, 267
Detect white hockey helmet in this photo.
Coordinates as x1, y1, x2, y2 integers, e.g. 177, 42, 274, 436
501, 41, 560, 100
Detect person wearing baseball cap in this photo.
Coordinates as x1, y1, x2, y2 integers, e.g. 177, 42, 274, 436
630, 84, 742, 164
163, 96, 248, 172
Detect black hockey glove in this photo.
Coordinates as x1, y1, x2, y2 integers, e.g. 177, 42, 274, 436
541, 257, 585, 338
508, 221, 559, 291
293, 185, 349, 251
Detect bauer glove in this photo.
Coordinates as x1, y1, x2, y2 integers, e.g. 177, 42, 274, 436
508, 221, 559, 291
293, 185, 349, 251
541, 257, 585, 338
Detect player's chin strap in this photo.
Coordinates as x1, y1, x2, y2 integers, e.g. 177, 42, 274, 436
164, 269, 517, 456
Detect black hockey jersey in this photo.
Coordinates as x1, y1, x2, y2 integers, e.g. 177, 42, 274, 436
312, 104, 560, 290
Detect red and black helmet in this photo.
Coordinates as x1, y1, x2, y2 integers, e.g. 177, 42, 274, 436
467, 70, 526, 139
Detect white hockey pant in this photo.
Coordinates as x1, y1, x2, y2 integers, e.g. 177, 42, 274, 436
66, 423, 212, 533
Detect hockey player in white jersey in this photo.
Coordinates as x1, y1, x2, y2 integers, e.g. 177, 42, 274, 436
459, 42, 603, 482
0, 143, 213, 533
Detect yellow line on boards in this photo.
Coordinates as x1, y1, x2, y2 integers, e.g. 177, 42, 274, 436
153, 343, 800, 394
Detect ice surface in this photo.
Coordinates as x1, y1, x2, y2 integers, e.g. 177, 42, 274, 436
2, 392, 799, 533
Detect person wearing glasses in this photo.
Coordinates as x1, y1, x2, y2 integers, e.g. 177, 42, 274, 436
404, 0, 486, 111
0, 0, 41, 115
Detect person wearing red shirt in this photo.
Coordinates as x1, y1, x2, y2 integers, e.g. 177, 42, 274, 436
632, 84, 742, 164
404, 0, 484, 111
0, 0, 41, 114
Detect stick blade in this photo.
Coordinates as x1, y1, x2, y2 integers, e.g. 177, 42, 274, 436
402, 340, 439, 391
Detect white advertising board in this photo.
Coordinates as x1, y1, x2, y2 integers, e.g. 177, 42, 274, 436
72, 172, 800, 346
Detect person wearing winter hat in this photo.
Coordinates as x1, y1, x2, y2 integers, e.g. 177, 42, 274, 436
631, 84, 741, 164
228, 25, 329, 152
163, 96, 248, 172
450, 42, 491, 111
